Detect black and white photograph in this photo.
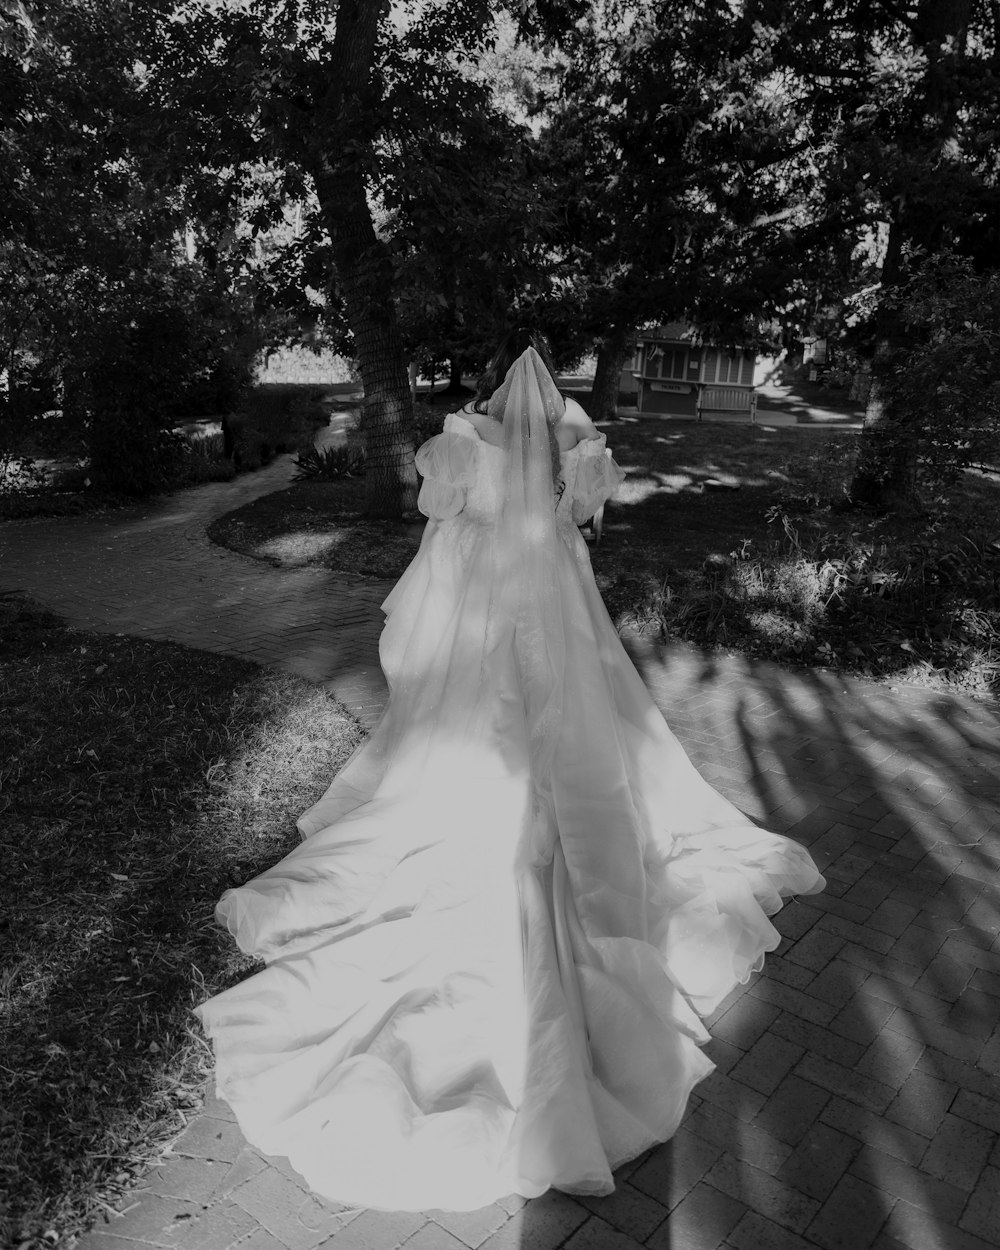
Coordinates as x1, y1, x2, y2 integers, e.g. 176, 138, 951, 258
1, 3, 998, 1249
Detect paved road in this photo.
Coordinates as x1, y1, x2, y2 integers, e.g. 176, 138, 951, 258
3, 455, 999, 1250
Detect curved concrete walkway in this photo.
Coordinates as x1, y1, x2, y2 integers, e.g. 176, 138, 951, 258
3, 461, 1000, 1250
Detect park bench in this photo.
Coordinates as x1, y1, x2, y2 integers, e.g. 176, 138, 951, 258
696, 385, 758, 423
581, 502, 605, 543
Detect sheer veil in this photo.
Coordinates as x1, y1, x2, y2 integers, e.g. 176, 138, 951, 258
488, 347, 567, 861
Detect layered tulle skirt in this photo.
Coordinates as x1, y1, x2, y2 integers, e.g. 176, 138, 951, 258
196, 513, 823, 1211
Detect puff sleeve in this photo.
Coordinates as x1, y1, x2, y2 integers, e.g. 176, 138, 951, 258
415, 427, 479, 520
570, 434, 626, 525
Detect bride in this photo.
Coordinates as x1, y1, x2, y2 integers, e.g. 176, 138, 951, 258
196, 330, 824, 1212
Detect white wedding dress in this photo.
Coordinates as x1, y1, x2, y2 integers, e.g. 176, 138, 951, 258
196, 381, 824, 1212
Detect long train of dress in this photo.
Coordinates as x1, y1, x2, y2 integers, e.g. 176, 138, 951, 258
196, 415, 824, 1211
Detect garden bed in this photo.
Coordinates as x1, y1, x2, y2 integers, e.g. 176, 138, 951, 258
0, 383, 335, 520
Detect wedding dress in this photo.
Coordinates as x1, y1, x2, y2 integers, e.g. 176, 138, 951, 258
196, 349, 824, 1212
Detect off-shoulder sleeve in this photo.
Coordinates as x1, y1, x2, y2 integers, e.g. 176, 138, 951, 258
415, 425, 479, 520
570, 434, 626, 525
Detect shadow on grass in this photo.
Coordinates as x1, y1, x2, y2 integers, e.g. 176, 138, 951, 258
591, 420, 1000, 697
0, 597, 363, 1248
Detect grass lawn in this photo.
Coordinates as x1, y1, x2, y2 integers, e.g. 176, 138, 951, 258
210, 413, 1000, 697
0, 598, 363, 1249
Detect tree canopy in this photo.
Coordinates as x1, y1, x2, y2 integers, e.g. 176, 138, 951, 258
2, 0, 998, 511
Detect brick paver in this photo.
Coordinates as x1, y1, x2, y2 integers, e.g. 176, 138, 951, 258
4, 453, 999, 1249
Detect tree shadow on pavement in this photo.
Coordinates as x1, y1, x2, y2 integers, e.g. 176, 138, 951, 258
618, 634, 1000, 1249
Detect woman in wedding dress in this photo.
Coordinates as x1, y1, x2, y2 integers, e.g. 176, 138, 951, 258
196, 331, 824, 1212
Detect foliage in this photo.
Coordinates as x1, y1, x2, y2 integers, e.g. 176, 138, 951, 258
175, 427, 237, 485
293, 444, 365, 481
0, 597, 363, 1248
864, 253, 1000, 494
225, 384, 329, 473
54, 265, 232, 494
5, 0, 998, 513
749, 0, 1000, 504
0, 3, 266, 494
638, 508, 1000, 693
386, 17, 558, 375
0, 249, 258, 493
0, 447, 46, 495
411, 401, 445, 447
531, 0, 1000, 447
536, 2, 829, 358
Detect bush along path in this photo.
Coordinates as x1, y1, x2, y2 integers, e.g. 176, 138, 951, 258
3, 451, 1000, 1250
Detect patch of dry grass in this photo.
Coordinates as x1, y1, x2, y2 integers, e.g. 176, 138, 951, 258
0, 597, 363, 1249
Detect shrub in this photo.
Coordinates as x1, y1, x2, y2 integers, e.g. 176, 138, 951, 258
871, 253, 1000, 495
225, 386, 329, 472
175, 428, 236, 485
293, 444, 365, 481
0, 449, 46, 495
640, 510, 1000, 688
411, 403, 444, 448
50, 263, 242, 495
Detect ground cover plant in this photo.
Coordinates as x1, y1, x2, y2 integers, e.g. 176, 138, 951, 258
209, 413, 1000, 695
0, 597, 363, 1249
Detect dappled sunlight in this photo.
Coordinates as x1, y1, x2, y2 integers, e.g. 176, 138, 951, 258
624, 634, 1000, 1249
656, 473, 698, 493
746, 609, 809, 648
617, 474, 693, 502
255, 528, 348, 565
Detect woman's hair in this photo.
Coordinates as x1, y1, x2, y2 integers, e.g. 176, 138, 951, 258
472, 328, 561, 415
473, 328, 565, 488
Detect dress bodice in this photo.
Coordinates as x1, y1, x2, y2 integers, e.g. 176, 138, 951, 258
419, 412, 621, 536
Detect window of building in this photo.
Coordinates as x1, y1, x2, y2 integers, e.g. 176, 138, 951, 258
648, 345, 688, 380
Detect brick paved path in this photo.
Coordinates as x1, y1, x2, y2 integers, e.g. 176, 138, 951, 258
0, 453, 387, 727
3, 457, 999, 1250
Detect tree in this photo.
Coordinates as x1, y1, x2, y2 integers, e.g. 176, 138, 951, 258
747, 0, 1000, 507
0, 0, 267, 493
155, 0, 531, 516
536, 1, 839, 419
859, 251, 1000, 493
388, 104, 552, 393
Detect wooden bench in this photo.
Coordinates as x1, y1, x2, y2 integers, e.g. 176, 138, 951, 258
581, 502, 605, 543
696, 385, 758, 423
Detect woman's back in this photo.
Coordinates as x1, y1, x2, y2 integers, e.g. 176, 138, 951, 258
455, 394, 601, 453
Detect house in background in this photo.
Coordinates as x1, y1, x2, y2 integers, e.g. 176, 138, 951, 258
629, 323, 759, 419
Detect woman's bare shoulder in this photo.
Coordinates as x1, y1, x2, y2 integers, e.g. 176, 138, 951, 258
559, 395, 602, 444
452, 404, 504, 446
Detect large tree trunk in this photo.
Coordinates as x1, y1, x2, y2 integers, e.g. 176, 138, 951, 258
439, 357, 472, 397
848, 337, 921, 510
316, 166, 417, 517
310, 0, 417, 519
589, 326, 631, 422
